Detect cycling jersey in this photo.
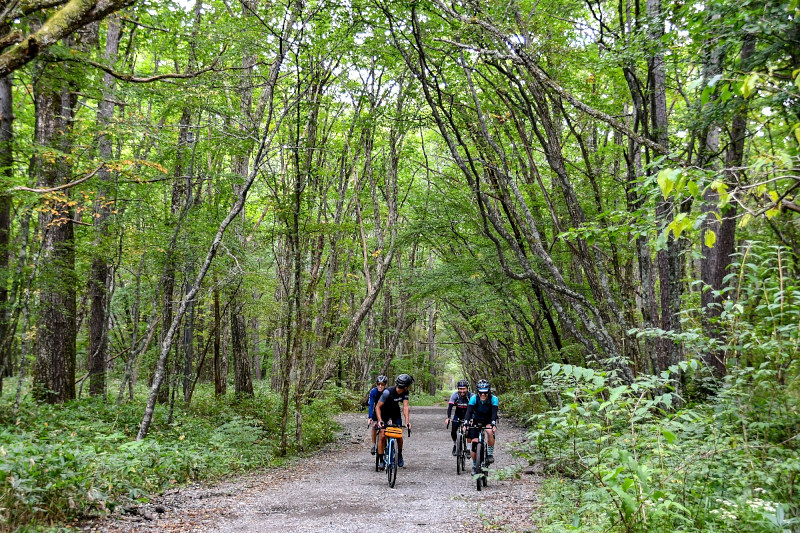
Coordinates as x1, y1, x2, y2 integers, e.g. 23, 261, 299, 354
367, 386, 383, 420
465, 393, 498, 425
377, 386, 408, 424
447, 391, 473, 420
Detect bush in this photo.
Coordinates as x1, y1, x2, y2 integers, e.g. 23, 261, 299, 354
497, 390, 534, 423
0, 381, 341, 529
522, 362, 798, 532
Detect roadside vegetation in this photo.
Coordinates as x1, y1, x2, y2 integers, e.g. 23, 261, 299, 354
0, 382, 353, 529
0, 0, 797, 531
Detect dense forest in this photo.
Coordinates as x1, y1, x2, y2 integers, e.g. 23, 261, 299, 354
0, 0, 798, 530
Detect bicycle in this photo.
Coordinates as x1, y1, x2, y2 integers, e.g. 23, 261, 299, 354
380, 423, 410, 488
451, 419, 469, 475
470, 423, 490, 491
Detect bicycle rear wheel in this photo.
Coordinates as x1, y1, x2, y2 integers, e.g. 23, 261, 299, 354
387, 439, 398, 488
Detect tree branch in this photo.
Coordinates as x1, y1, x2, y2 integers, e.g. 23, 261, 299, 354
58, 43, 227, 83
10, 163, 104, 193
0, 0, 135, 77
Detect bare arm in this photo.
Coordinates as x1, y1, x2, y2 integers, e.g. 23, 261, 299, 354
376, 401, 384, 425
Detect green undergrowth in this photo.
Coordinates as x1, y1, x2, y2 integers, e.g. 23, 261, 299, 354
0, 380, 341, 531
520, 362, 799, 532
412, 391, 444, 407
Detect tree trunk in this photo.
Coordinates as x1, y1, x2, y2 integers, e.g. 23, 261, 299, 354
700, 35, 755, 379
647, 0, 682, 383
230, 292, 253, 396
32, 66, 78, 404
0, 70, 12, 393
213, 281, 224, 396
427, 301, 437, 396
88, 14, 120, 397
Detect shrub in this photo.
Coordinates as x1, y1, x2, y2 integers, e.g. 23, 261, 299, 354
0, 382, 340, 529
522, 362, 798, 532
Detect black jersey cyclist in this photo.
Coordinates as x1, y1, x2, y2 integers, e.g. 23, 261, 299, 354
367, 375, 388, 455
375, 373, 413, 468
464, 379, 499, 474
445, 379, 473, 455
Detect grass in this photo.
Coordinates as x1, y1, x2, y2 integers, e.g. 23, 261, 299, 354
0, 378, 345, 531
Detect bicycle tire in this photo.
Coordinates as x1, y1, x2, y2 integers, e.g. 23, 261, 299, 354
385, 438, 393, 483
387, 438, 398, 488
459, 433, 468, 473
456, 433, 463, 475
480, 432, 488, 488
476, 439, 484, 491
375, 442, 381, 472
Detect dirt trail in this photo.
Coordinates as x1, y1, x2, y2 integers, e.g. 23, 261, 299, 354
94, 405, 541, 532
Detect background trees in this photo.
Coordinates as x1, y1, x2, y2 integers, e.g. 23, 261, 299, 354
0, 0, 798, 529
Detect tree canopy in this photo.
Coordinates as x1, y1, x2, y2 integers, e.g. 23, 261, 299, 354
0, 0, 798, 529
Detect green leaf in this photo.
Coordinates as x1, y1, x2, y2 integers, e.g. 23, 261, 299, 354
742, 72, 760, 98
608, 385, 628, 403
704, 229, 716, 248
738, 213, 752, 228
687, 180, 700, 198
700, 86, 712, 106
661, 428, 677, 444
657, 169, 680, 199
669, 213, 692, 239
720, 83, 733, 103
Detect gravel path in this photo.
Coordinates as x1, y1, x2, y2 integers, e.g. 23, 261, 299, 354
92, 405, 541, 532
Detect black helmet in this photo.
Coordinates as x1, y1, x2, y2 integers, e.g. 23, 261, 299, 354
376, 375, 388, 384
476, 379, 490, 394
457, 379, 469, 388
395, 374, 414, 388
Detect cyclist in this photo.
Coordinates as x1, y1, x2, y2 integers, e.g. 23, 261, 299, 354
445, 379, 473, 456
464, 379, 498, 475
375, 373, 414, 468
367, 375, 389, 455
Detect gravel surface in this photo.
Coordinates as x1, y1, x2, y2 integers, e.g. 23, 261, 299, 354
91, 405, 541, 532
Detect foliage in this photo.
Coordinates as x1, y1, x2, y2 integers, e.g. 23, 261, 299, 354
522, 240, 800, 532
0, 382, 341, 529
522, 361, 798, 532
496, 390, 537, 425
409, 391, 441, 407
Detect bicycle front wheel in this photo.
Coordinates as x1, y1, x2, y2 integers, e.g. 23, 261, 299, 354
387, 439, 398, 488
456, 435, 463, 475
460, 435, 468, 473
475, 440, 485, 491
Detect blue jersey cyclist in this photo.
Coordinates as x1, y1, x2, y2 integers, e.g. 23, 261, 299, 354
464, 379, 499, 474
367, 375, 388, 455
375, 374, 414, 468
445, 379, 473, 456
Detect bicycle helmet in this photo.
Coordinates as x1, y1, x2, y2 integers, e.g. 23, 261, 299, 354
376, 375, 388, 384
395, 374, 414, 388
476, 379, 491, 394
457, 379, 469, 388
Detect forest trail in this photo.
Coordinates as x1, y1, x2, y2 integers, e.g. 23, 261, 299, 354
95, 405, 541, 532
